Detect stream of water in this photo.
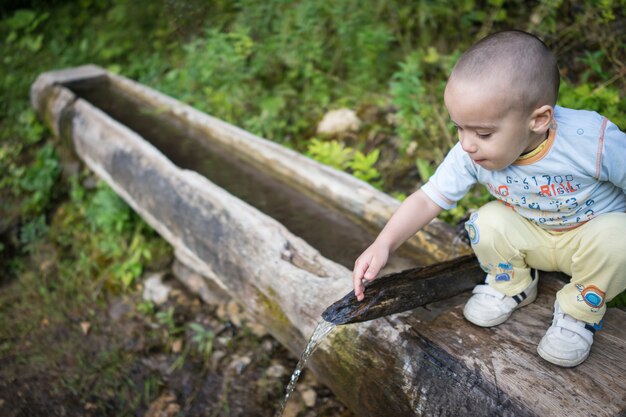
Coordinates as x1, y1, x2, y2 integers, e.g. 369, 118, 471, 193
275, 320, 337, 417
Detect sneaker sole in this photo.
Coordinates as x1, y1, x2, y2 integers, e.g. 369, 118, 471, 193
464, 289, 537, 327
537, 344, 589, 367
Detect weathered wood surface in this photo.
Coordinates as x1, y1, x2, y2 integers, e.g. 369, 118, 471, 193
319, 274, 626, 417
104, 68, 468, 264
31, 66, 626, 417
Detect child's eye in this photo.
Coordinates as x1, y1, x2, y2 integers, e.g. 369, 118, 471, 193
477, 133, 492, 139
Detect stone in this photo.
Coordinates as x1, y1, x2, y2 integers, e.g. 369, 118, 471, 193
282, 396, 304, 417
80, 321, 91, 335
266, 364, 287, 378
300, 388, 317, 407
316, 108, 361, 136
226, 300, 242, 327
142, 273, 171, 305
144, 391, 179, 417
171, 339, 183, 353
228, 355, 251, 374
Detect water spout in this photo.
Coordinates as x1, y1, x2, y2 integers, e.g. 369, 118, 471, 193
322, 255, 485, 325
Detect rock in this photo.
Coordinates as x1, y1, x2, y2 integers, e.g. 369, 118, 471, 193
80, 321, 91, 335
282, 396, 304, 417
144, 391, 180, 417
226, 300, 242, 327
261, 339, 275, 352
215, 302, 228, 321
84, 403, 97, 411
300, 388, 317, 407
316, 108, 361, 136
266, 364, 287, 379
171, 339, 183, 353
228, 355, 251, 374
164, 403, 181, 415
142, 273, 170, 305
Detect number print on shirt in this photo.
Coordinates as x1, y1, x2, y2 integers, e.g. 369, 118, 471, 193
489, 173, 591, 227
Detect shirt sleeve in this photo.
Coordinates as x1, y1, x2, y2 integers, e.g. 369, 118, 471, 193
421, 142, 478, 209
599, 118, 626, 194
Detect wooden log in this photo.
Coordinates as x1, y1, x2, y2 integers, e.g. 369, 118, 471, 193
106, 68, 469, 264
317, 274, 626, 417
31, 66, 626, 417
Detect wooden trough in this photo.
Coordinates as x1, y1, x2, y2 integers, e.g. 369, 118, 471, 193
31, 65, 626, 416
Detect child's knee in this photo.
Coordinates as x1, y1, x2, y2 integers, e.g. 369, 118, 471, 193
464, 202, 513, 248
581, 213, 626, 260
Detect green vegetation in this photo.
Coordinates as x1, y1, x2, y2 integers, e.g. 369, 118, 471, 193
0, 1, 625, 414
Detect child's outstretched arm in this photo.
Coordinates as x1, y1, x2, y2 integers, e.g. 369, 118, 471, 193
353, 189, 443, 301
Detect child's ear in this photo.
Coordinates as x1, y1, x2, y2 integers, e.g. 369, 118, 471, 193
529, 105, 553, 133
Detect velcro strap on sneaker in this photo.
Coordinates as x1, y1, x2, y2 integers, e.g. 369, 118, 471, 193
472, 284, 506, 300
555, 317, 594, 346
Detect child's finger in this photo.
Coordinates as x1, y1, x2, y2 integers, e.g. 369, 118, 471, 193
363, 257, 383, 281
353, 260, 370, 301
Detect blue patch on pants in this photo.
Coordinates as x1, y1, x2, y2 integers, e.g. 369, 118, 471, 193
465, 213, 480, 245
495, 273, 511, 282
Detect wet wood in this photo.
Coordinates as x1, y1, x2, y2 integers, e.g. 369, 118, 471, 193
31, 66, 626, 417
322, 255, 485, 324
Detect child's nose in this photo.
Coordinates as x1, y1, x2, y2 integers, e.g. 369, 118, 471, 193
459, 134, 478, 153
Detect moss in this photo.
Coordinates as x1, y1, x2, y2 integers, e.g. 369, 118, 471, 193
255, 287, 292, 330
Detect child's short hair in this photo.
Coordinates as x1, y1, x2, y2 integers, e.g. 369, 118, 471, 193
451, 30, 560, 112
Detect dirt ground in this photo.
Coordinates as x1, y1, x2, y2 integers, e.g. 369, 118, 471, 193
0, 268, 355, 417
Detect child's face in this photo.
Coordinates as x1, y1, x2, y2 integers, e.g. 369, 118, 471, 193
444, 77, 545, 171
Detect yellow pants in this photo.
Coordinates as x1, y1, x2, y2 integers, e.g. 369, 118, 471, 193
465, 201, 626, 324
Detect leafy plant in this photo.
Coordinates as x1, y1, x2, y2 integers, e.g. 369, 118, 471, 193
306, 139, 353, 170
558, 81, 625, 129
85, 183, 132, 235
156, 307, 183, 337
3, 9, 49, 54
349, 149, 382, 187
415, 157, 435, 183
189, 322, 215, 359
390, 52, 427, 148
19, 214, 48, 251
19, 143, 61, 215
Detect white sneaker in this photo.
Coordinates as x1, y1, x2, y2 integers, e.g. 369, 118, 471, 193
463, 270, 538, 327
537, 300, 597, 367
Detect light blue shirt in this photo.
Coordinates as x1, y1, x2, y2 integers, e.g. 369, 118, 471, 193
422, 106, 626, 230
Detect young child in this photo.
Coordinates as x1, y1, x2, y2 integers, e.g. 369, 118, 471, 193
352, 30, 626, 367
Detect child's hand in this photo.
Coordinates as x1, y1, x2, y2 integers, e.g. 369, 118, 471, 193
352, 242, 390, 301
